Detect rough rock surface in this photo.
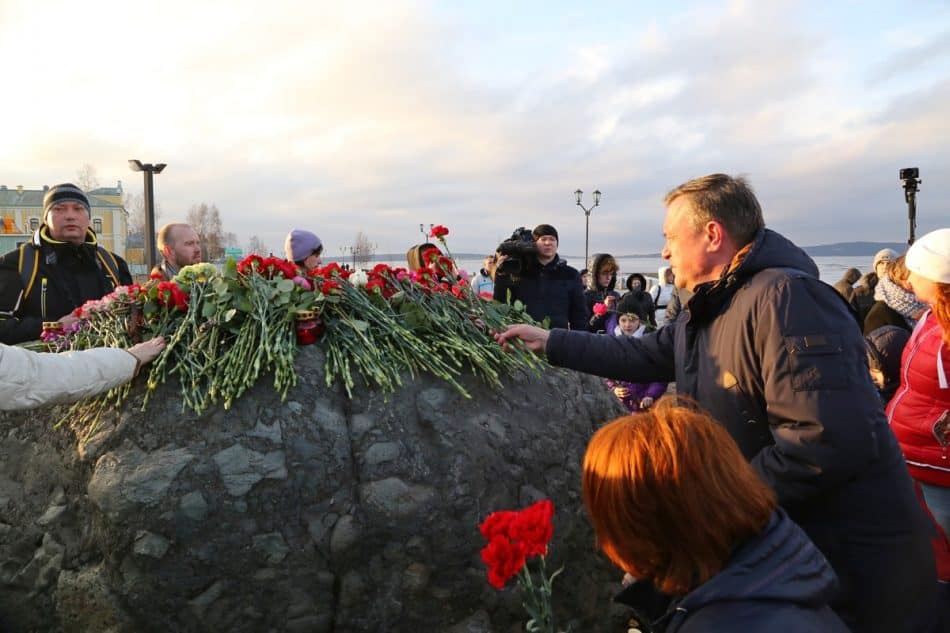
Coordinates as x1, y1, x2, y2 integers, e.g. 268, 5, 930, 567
0, 344, 631, 632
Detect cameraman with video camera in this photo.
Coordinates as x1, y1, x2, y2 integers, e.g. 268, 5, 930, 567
492, 224, 586, 330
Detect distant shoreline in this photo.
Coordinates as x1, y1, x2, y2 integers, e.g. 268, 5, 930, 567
367, 241, 908, 262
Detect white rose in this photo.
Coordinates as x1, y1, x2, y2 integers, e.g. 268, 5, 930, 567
349, 270, 369, 287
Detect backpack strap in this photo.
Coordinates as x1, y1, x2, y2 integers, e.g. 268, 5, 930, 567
18, 243, 40, 299
95, 246, 121, 288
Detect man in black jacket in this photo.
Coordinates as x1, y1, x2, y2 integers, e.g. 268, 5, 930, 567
0, 183, 132, 344
496, 174, 938, 632
493, 224, 586, 330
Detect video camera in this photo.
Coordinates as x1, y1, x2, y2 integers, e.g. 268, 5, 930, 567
495, 227, 539, 276
899, 167, 921, 245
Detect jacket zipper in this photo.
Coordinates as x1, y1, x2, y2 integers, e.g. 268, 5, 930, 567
41, 278, 47, 320
887, 319, 933, 425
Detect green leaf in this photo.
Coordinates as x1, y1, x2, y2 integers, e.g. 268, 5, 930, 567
223, 308, 238, 322
404, 311, 423, 328
143, 303, 158, 315
212, 278, 229, 294
224, 258, 238, 279
201, 301, 217, 318
349, 320, 370, 332
277, 278, 295, 293
513, 300, 525, 312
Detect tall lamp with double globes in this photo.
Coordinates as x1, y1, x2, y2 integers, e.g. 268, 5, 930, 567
575, 188, 601, 271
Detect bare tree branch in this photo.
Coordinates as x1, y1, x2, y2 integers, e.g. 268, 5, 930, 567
75, 164, 100, 191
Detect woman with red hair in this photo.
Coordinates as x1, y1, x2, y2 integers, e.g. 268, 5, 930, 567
582, 398, 848, 632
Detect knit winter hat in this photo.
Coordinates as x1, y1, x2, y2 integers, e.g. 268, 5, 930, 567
905, 228, 950, 283
284, 229, 323, 263
873, 248, 898, 271
532, 224, 559, 242
43, 183, 91, 220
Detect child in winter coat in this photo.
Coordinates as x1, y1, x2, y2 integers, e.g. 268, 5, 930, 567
604, 313, 668, 412
864, 325, 910, 407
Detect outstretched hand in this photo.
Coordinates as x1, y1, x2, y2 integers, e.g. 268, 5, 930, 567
492, 324, 550, 354
128, 336, 167, 367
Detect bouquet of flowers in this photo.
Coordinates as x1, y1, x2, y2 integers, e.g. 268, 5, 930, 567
479, 499, 566, 633
49, 225, 546, 433
314, 226, 546, 398
58, 257, 316, 431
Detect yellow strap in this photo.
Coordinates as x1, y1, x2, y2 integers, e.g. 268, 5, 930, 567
19, 244, 40, 299
96, 248, 120, 287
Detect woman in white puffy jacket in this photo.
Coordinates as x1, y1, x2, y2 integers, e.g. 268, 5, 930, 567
650, 266, 676, 326
0, 337, 165, 411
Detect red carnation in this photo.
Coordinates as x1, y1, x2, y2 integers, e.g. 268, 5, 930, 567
509, 499, 554, 557
423, 248, 441, 264
480, 535, 528, 590
592, 302, 608, 316
365, 278, 386, 294
479, 510, 517, 541
429, 224, 449, 239
237, 254, 266, 276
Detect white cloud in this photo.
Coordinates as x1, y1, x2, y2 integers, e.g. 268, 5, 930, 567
1, 0, 948, 258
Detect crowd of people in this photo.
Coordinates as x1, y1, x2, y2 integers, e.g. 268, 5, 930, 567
1, 176, 948, 631
497, 173, 949, 632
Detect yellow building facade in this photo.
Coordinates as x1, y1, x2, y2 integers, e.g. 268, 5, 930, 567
0, 182, 129, 257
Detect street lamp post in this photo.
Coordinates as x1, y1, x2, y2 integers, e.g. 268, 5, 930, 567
419, 223, 433, 240
129, 160, 166, 271
574, 189, 601, 271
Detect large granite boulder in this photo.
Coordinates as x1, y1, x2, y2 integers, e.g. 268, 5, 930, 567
0, 345, 630, 632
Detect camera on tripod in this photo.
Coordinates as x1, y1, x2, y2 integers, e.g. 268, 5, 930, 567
495, 227, 539, 276
899, 167, 921, 245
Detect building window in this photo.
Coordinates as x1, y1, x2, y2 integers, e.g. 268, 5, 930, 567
93, 218, 103, 233
29, 217, 39, 231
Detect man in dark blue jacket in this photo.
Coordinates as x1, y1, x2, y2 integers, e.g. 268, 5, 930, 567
496, 174, 939, 633
493, 224, 586, 330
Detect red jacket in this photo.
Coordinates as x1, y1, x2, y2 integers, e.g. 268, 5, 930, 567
887, 311, 950, 487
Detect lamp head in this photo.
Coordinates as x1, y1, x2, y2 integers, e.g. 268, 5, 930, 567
574, 189, 583, 205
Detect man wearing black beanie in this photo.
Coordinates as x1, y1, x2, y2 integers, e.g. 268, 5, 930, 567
493, 223, 586, 330
0, 182, 132, 344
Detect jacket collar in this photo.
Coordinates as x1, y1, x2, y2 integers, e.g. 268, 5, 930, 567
33, 225, 98, 248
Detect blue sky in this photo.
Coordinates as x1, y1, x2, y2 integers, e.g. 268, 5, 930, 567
0, 0, 947, 257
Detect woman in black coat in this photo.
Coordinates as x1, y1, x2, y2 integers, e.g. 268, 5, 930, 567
618, 273, 656, 327
583, 253, 621, 332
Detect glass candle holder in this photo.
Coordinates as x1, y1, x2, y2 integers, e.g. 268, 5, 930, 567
294, 310, 321, 345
